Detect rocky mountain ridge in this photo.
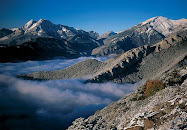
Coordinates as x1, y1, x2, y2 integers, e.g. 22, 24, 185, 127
0, 19, 89, 45
92, 16, 187, 56
90, 34, 186, 83
19, 30, 187, 83
1, 16, 186, 62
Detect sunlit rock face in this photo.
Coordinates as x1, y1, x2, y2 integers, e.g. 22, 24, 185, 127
92, 16, 187, 56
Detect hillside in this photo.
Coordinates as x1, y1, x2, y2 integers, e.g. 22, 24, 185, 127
68, 65, 187, 129
18, 59, 106, 80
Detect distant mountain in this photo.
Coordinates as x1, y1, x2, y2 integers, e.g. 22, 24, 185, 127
97, 31, 117, 40
88, 31, 100, 39
0, 19, 102, 62
0, 19, 95, 45
0, 28, 13, 38
92, 16, 187, 56
0, 38, 78, 62
1, 16, 187, 62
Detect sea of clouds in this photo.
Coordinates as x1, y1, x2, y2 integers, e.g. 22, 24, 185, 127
0, 56, 143, 129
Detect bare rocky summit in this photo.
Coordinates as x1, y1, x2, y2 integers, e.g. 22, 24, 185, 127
92, 16, 187, 56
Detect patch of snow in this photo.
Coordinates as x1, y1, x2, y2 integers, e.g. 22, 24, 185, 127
141, 16, 187, 36
141, 16, 158, 25
24, 19, 37, 30
149, 16, 174, 36
171, 18, 187, 26
11, 28, 18, 31
62, 27, 69, 32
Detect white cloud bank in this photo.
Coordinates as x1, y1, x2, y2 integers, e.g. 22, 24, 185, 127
0, 56, 142, 129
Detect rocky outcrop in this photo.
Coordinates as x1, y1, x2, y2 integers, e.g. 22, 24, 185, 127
68, 65, 187, 130
90, 45, 153, 82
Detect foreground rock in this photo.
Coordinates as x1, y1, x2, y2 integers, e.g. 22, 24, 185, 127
68, 65, 187, 130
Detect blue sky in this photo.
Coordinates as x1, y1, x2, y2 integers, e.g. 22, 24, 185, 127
0, 0, 187, 34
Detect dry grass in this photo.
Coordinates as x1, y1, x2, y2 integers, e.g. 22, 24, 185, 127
145, 80, 164, 97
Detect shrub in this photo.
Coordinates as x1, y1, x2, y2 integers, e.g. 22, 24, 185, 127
145, 80, 164, 97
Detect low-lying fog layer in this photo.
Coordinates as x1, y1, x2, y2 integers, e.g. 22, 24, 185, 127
0, 57, 142, 129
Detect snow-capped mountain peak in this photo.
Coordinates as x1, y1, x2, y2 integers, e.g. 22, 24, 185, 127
170, 18, 187, 26
141, 16, 187, 36
24, 19, 37, 30
141, 16, 159, 25
27, 19, 54, 31
12, 19, 93, 39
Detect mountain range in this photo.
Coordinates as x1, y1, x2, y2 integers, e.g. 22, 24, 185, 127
0, 16, 187, 62
1, 16, 187, 129
19, 31, 187, 83
17, 16, 187, 130
92, 16, 187, 56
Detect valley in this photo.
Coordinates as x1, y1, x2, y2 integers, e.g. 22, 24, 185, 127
0, 16, 186, 130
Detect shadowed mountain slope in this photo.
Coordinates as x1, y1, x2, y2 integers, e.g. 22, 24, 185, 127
0, 28, 13, 38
